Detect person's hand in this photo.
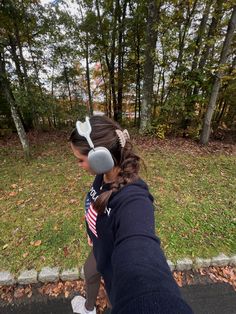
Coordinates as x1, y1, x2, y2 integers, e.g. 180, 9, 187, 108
87, 235, 93, 247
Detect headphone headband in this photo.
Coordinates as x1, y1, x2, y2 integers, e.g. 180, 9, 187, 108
76, 117, 94, 149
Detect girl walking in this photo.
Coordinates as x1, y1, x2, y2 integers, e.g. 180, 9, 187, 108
70, 115, 193, 314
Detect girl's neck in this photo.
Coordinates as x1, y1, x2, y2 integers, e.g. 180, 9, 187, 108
103, 167, 120, 183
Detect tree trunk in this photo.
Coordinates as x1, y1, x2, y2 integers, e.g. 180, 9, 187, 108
214, 55, 236, 129
85, 30, 93, 116
0, 51, 30, 159
182, 0, 213, 133
198, 0, 224, 71
117, 0, 127, 123
99, 57, 111, 117
159, 37, 166, 107
95, 0, 117, 119
13, 20, 35, 130
215, 100, 227, 129
163, 0, 198, 106
135, 40, 141, 126
8, 35, 25, 88
200, 6, 236, 145
79, 5, 93, 116
140, 0, 160, 132
63, 64, 72, 105
110, 0, 118, 121
14, 21, 29, 84
8, 35, 30, 131
192, 0, 224, 111
57, 48, 72, 108
191, 1, 212, 72
136, 33, 141, 126
51, 57, 55, 97
177, 0, 198, 70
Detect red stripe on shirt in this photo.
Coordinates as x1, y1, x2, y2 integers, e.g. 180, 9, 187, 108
86, 204, 98, 237
87, 214, 96, 228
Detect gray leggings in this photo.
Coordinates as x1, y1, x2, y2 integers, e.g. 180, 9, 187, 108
84, 250, 112, 311
84, 250, 101, 311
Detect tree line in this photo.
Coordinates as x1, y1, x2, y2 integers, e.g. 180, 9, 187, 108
0, 0, 235, 157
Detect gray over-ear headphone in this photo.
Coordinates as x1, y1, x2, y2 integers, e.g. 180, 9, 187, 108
76, 117, 114, 174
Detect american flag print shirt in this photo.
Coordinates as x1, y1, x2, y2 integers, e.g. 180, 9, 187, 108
86, 203, 98, 237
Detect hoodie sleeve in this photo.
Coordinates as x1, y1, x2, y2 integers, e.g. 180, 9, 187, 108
110, 190, 193, 314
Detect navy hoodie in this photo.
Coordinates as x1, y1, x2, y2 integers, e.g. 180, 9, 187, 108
85, 175, 193, 314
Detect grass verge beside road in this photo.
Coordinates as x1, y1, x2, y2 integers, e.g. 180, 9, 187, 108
0, 132, 235, 273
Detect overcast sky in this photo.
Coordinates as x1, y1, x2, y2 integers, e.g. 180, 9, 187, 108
40, 0, 51, 5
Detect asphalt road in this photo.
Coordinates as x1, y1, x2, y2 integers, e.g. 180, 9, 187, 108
1, 283, 236, 314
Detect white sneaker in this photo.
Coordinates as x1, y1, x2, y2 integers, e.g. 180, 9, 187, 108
71, 295, 96, 314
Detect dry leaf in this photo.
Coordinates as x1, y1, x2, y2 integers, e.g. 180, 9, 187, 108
63, 246, 69, 257
64, 290, 69, 298
14, 288, 24, 299
9, 191, 17, 197
31, 240, 42, 246
17, 237, 24, 245
17, 200, 25, 205
27, 291, 33, 298
40, 256, 46, 262
69, 199, 77, 204
24, 287, 31, 294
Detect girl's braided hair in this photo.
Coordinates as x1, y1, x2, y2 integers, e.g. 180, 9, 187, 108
69, 115, 141, 214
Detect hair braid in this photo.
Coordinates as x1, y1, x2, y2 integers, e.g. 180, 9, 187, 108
94, 141, 141, 214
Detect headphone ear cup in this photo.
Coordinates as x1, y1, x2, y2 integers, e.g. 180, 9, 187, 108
88, 147, 114, 174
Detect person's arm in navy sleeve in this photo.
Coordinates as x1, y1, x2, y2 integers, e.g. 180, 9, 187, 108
110, 193, 193, 314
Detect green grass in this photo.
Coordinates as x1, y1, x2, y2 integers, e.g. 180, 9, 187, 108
0, 133, 235, 273
144, 149, 236, 260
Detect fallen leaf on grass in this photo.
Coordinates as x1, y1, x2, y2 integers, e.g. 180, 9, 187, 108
40, 256, 46, 262
9, 191, 17, 197
156, 176, 165, 183
69, 199, 77, 204
30, 240, 42, 246
17, 237, 25, 245
17, 200, 25, 205
63, 246, 69, 257
17, 197, 32, 205
3, 244, 8, 249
